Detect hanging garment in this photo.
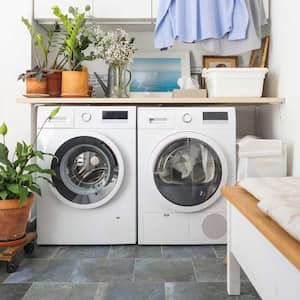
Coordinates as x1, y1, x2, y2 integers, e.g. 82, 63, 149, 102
199, 0, 267, 55
154, 0, 249, 49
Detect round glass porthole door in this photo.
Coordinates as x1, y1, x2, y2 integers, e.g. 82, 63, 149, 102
153, 138, 223, 207
51, 136, 123, 208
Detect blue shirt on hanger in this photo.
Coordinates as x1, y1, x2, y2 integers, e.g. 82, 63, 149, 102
154, 0, 249, 49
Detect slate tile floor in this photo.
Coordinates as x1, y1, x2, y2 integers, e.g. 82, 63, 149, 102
0, 245, 261, 300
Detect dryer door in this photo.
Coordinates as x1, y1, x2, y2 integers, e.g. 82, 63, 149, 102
152, 132, 228, 212
51, 135, 124, 209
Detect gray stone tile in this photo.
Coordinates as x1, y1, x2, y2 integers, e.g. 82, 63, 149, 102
134, 258, 196, 283
213, 245, 227, 258
240, 268, 250, 282
193, 258, 226, 282
25, 245, 59, 259
165, 282, 235, 300
22, 282, 98, 300
71, 259, 135, 283
237, 282, 261, 300
162, 246, 216, 259
95, 282, 165, 300
4, 259, 78, 283
0, 262, 8, 283
108, 245, 162, 259
0, 284, 31, 300
54, 246, 110, 259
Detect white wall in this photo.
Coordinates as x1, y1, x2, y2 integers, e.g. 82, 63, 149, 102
0, 1, 32, 152
256, 1, 300, 175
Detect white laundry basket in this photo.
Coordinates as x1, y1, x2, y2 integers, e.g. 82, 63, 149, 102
202, 68, 268, 97
237, 136, 287, 181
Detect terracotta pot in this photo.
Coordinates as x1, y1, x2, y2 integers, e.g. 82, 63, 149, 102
61, 70, 89, 97
26, 77, 47, 95
0, 194, 34, 241
47, 70, 62, 97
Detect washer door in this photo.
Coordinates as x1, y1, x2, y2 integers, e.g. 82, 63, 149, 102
51, 136, 124, 209
151, 132, 228, 212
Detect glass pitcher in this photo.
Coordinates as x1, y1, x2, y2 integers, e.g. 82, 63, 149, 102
109, 64, 132, 98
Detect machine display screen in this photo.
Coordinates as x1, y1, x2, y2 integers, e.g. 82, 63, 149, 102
203, 112, 228, 121
102, 111, 128, 120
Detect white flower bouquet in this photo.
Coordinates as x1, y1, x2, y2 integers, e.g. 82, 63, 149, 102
94, 28, 137, 66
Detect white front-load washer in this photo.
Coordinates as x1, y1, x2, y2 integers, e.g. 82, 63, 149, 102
138, 107, 236, 245
36, 106, 136, 245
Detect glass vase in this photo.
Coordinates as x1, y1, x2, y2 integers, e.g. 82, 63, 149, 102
110, 64, 131, 98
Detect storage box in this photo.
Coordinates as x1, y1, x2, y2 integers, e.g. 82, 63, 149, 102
202, 68, 268, 97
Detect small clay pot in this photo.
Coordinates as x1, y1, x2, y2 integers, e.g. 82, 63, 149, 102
0, 194, 34, 241
26, 77, 47, 95
61, 70, 89, 97
47, 70, 62, 97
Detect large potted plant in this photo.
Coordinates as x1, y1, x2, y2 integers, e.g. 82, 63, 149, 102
52, 5, 96, 97
18, 18, 66, 96
0, 107, 59, 242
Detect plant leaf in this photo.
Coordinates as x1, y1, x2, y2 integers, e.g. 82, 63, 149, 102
19, 186, 29, 205
29, 185, 41, 196
0, 143, 9, 165
0, 191, 8, 200
7, 184, 19, 195
49, 107, 60, 119
36, 176, 54, 186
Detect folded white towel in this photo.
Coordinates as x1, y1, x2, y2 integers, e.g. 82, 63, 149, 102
238, 138, 283, 158
239, 177, 300, 242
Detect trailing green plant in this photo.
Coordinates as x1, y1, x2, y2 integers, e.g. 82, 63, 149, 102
0, 107, 60, 205
52, 5, 96, 71
17, 65, 49, 82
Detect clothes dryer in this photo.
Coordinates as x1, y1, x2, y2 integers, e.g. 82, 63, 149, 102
138, 107, 236, 244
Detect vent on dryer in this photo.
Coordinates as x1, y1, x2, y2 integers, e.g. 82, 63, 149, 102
202, 214, 227, 240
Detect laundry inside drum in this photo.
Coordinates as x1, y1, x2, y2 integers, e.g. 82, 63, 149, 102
154, 138, 222, 207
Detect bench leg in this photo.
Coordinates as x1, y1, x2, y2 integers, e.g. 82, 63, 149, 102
227, 250, 241, 295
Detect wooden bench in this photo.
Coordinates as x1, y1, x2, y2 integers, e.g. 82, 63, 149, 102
222, 185, 300, 300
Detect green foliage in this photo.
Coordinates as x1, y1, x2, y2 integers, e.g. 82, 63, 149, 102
52, 5, 96, 71
22, 17, 48, 68
0, 107, 60, 205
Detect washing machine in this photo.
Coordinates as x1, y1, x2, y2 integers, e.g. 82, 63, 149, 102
36, 106, 136, 245
138, 107, 236, 245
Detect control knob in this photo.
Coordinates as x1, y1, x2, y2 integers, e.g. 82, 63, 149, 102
182, 113, 192, 123
81, 112, 92, 122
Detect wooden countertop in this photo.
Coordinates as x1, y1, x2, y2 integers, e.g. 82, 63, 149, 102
17, 97, 285, 105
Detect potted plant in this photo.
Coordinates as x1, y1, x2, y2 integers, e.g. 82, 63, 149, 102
44, 24, 67, 97
0, 107, 59, 242
52, 5, 96, 97
18, 18, 66, 96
